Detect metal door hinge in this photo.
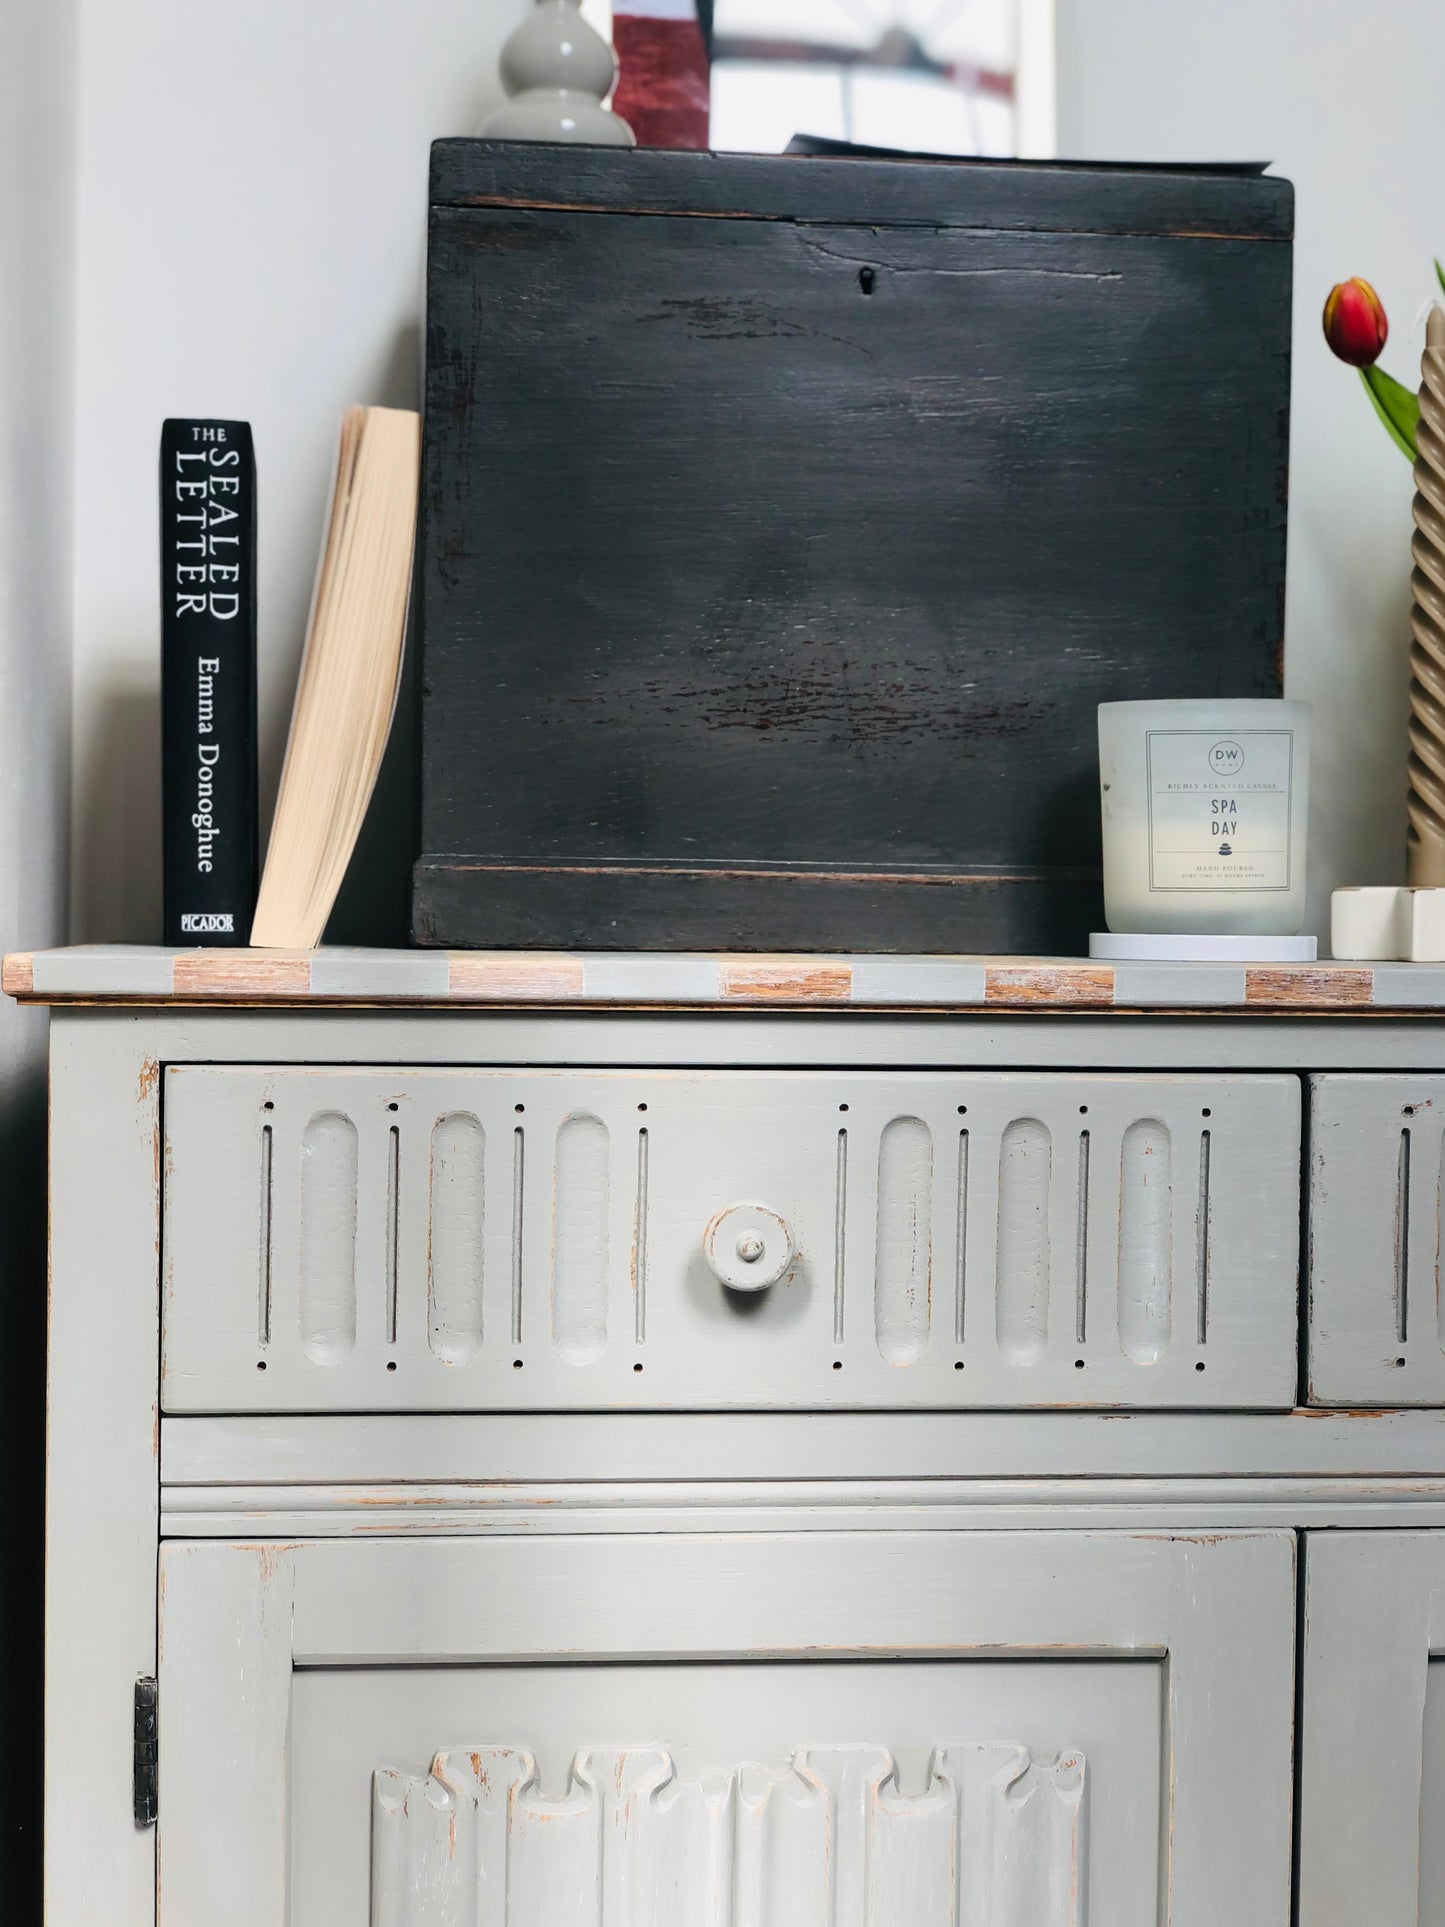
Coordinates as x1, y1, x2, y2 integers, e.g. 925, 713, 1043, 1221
133, 1676, 158, 1827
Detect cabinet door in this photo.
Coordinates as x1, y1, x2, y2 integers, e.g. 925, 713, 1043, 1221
156, 1530, 1294, 1926
1299, 1530, 1445, 1923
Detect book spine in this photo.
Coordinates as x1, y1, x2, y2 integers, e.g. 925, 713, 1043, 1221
160, 419, 258, 946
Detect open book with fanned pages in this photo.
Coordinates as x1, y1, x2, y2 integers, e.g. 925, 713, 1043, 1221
250, 406, 421, 949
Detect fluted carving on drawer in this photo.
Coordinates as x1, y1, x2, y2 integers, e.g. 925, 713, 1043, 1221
427, 1113, 485, 1364
163, 1066, 1299, 1410
1307, 1074, 1445, 1403
996, 1119, 1052, 1365
1117, 1120, 1172, 1364
1195, 1129, 1213, 1345
552, 1113, 610, 1363
874, 1117, 932, 1363
298, 1111, 358, 1363
371, 1741, 1086, 1926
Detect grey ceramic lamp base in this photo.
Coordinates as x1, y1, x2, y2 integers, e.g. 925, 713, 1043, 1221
1090, 932, 1318, 963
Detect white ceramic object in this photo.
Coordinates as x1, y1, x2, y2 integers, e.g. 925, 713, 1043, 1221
1331, 887, 1411, 961
1089, 932, 1317, 963
1409, 888, 1445, 962
1099, 699, 1311, 936
1327, 885, 1445, 961
480, 0, 636, 145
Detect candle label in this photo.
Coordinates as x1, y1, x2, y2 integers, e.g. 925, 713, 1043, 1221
1146, 728, 1294, 892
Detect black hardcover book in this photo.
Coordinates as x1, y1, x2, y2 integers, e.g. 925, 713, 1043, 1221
160, 419, 258, 945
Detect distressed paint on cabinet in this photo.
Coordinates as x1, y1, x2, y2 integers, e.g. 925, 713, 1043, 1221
1298, 1531, 1445, 1925
1117, 1119, 1173, 1363
1309, 1075, 1445, 1402
18, 943, 1445, 1010
162, 1067, 1300, 1411
42, 988, 1445, 1927
372, 1742, 1085, 1926
301, 1658, 1155, 1923
155, 1531, 1294, 1927
874, 1117, 933, 1364
298, 1111, 359, 1364
46, 1017, 163, 1926
427, 1113, 485, 1364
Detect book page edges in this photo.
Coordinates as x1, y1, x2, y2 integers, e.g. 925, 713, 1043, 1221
250, 407, 421, 947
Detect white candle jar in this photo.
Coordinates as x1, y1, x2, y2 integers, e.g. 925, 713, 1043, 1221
1099, 699, 1311, 936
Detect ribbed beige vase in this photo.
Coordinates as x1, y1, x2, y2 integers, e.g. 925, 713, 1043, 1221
1408, 304, 1445, 883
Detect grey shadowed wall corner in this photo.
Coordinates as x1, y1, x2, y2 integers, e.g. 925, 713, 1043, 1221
0, 0, 77, 1919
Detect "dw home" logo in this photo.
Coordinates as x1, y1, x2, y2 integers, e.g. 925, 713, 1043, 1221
1208, 739, 1245, 777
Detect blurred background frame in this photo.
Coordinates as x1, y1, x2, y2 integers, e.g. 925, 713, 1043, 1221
590, 0, 1057, 157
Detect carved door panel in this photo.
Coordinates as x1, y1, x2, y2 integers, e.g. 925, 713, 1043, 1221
1299, 1530, 1445, 1923
156, 1530, 1294, 1926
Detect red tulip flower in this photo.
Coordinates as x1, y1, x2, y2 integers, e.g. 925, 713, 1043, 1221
1323, 277, 1389, 367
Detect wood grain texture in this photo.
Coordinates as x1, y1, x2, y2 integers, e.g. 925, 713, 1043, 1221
986, 964, 1115, 1006
412, 865, 1105, 958
417, 142, 1289, 953
719, 958, 854, 1002
20, 947, 1445, 1010
1245, 965, 1373, 1006
172, 949, 312, 997
447, 951, 586, 999
429, 139, 1295, 240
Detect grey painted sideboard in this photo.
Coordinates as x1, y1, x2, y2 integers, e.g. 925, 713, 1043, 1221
17, 944, 1445, 1926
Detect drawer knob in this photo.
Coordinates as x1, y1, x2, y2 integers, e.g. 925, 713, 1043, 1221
704, 1202, 795, 1292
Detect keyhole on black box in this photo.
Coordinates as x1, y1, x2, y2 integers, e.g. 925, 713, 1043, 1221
858, 267, 876, 295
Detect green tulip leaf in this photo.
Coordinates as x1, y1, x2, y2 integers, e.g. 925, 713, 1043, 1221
1436, 256, 1445, 300
1361, 364, 1419, 461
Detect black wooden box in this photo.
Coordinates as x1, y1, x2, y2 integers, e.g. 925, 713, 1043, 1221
415, 141, 1292, 953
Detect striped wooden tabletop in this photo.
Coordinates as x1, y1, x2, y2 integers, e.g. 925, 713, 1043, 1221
3, 945, 1439, 1012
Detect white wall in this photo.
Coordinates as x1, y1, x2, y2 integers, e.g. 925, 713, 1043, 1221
0, 0, 74, 1000
67, 0, 1438, 944
0, 2, 76, 1903
70, 0, 529, 940
1057, 0, 1441, 937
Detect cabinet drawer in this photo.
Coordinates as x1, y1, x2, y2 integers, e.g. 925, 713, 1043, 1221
162, 1066, 1300, 1412
1309, 1075, 1445, 1404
